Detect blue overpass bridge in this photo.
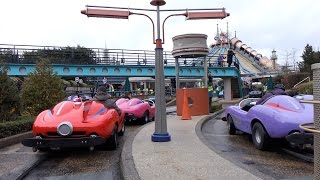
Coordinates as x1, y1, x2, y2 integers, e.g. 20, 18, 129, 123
0, 44, 242, 78
0, 44, 245, 98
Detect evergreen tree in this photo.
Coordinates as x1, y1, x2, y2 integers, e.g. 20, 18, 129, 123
21, 59, 65, 115
0, 65, 20, 122
298, 44, 320, 73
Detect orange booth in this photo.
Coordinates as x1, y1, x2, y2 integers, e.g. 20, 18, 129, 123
176, 88, 209, 116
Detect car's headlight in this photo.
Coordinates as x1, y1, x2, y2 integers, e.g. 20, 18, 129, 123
57, 122, 73, 136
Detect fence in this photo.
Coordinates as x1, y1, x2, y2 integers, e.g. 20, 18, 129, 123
0, 44, 222, 68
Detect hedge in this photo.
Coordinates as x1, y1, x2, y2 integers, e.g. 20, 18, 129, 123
211, 103, 223, 113
0, 116, 34, 139
281, 72, 310, 89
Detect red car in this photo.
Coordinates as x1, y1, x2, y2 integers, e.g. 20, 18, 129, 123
22, 99, 125, 151
116, 98, 155, 124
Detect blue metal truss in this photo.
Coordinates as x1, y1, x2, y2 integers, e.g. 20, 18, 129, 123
3, 64, 240, 78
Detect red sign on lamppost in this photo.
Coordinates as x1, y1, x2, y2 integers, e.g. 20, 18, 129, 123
81, 1, 229, 142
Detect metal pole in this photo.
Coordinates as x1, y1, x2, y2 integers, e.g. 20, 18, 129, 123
204, 56, 208, 88
175, 57, 180, 89
312, 63, 320, 179
151, 4, 171, 142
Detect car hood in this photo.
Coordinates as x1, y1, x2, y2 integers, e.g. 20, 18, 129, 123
37, 101, 109, 125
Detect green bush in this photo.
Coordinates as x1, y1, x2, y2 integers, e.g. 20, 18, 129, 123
292, 81, 313, 94
0, 67, 20, 122
0, 116, 34, 138
211, 103, 223, 113
20, 59, 65, 116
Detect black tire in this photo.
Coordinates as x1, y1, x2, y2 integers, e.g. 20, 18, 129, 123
118, 122, 125, 136
109, 126, 118, 150
142, 111, 149, 124
227, 115, 236, 135
37, 148, 50, 152
252, 122, 270, 150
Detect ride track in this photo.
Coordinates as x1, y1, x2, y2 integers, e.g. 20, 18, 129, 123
199, 111, 313, 179
13, 107, 313, 179
16, 106, 177, 180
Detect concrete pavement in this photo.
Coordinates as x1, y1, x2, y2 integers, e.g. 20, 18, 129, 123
0, 109, 262, 180
122, 113, 262, 180
0, 143, 46, 180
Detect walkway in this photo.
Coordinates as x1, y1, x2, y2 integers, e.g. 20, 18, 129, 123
128, 115, 261, 180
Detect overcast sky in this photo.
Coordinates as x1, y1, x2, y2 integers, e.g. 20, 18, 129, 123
0, 0, 319, 65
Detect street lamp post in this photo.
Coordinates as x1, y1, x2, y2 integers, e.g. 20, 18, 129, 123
150, 0, 170, 142
81, 2, 229, 142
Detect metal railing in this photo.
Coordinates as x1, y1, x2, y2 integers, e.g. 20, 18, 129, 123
234, 48, 267, 73
0, 43, 219, 67
293, 76, 310, 88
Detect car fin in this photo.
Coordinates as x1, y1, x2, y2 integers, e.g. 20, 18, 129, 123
83, 101, 93, 121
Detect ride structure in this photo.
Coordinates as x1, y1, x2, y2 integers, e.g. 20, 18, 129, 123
199, 24, 280, 76
1, 27, 279, 99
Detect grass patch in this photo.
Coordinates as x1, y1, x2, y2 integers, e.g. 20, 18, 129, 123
0, 116, 35, 139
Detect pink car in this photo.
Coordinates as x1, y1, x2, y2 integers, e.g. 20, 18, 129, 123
116, 98, 155, 124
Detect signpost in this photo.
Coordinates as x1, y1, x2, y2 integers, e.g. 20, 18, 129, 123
75, 77, 80, 95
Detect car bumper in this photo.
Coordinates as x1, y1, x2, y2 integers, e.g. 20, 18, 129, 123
125, 113, 139, 121
22, 136, 106, 149
285, 133, 314, 145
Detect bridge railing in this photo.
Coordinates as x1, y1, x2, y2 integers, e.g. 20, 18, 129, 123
0, 43, 223, 68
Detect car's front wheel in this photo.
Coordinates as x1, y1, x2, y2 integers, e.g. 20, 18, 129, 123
142, 111, 149, 124
118, 122, 125, 136
37, 148, 50, 152
252, 122, 270, 150
109, 125, 118, 150
227, 115, 236, 135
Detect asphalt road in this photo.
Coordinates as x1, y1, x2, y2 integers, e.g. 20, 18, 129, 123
23, 124, 140, 180
201, 113, 314, 180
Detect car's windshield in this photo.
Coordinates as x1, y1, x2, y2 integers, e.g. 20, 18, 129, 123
128, 99, 143, 106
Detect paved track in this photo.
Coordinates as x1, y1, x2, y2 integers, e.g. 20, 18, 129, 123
201, 113, 313, 180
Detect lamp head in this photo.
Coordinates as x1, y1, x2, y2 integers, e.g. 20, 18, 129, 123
81, 8, 130, 19
186, 10, 230, 20
150, 0, 166, 6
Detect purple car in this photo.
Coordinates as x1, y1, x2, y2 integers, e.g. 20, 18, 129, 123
223, 95, 314, 150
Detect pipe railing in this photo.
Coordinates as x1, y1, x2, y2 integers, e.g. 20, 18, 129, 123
1, 43, 265, 71
293, 76, 310, 88
0, 43, 223, 67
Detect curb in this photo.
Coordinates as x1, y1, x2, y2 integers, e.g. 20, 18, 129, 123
120, 110, 220, 180
195, 109, 225, 142
15, 154, 47, 180
0, 131, 32, 149
120, 123, 150, 180
120, 108, 179, 180
195, 109, 274, 180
